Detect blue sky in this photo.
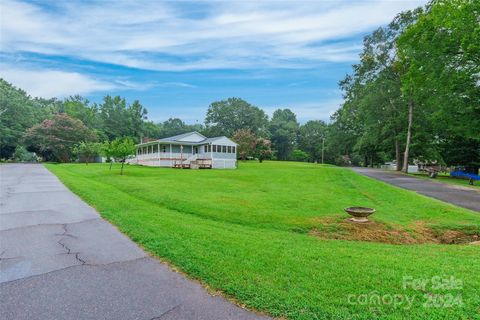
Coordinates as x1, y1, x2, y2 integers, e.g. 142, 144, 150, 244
1, 0, 425, 123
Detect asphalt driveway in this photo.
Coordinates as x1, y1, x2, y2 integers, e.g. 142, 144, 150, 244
0, 164, 269, 320
351, 167, 480, 212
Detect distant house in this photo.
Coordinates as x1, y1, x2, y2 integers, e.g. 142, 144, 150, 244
380, 161, 418, 173
129, 132, 237, 169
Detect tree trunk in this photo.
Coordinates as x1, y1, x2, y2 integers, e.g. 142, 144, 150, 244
109, 161, 113, 170
402, 100, 414, 173
120, 162, 124, 175
394, 137, 402, 171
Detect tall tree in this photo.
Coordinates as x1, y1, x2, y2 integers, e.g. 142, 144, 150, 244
233, 129, 257, 161
158, 118, 188, 137
157, 118, 204, 138
205, 98, 268, 137
142, 121, 161, 140
397, 0, 480, 168
62, 95, 100, 129
330, 7, 423, 168
99, 96, 147, 141
128, 100, 148, 140
23, 113, 96, 162
298, 120, 328, 163
99, 95, 129, 140
269, 109, 298, 160
0, 79, 54, 158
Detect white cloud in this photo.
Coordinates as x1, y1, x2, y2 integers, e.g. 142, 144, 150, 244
112, 79, 157, 91
0, 0, 427, 71
0, 66, 115, 98
157, 82, 197, 88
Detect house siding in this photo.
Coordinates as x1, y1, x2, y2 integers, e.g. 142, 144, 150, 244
212, 159, 236, 169
130, 133, 237, 169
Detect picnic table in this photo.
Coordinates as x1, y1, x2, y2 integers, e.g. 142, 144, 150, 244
418, 163, 444, 178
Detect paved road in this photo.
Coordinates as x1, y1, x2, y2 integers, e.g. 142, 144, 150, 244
0, 164, 269, 320
351, 167, 480, 212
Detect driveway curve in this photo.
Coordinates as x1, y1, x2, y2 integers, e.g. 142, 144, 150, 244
351, 167, 480, 212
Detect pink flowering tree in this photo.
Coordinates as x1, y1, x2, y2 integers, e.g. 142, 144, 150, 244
24, 113, 96, 162
255, 138, 273, 163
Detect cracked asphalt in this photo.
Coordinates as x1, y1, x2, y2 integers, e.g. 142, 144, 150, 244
0, 164, 269, 320
351, 167, 480, 212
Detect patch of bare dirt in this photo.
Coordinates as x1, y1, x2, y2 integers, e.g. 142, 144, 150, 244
433, 229, 480, 245
309, 218, 480, 245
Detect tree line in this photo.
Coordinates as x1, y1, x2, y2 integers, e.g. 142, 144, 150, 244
1, 0, 478, 169
327, 0, 479, 171
0, 81, 328, 164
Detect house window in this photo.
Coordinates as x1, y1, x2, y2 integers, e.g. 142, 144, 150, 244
213, 145, 217, 152
227, 146, 231, 153
204, 145, 207, 152
143, 147, 147, 154
153, 144, 158, 153
232, 146, 236, 154
161, 145, 167, 153
222, 146, 226, 153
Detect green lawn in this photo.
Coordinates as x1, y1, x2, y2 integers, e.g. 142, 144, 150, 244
410, 173, 480, 189
46, 162, 480, 320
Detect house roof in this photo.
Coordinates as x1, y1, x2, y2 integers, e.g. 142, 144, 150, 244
202, 137, 236, 145
136, 131, 237, 146
157, 131, 207, 143
158, 131, 206, 143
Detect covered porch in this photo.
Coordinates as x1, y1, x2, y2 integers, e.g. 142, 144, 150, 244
134, 142, 212, 168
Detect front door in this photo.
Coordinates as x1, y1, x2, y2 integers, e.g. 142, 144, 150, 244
193, 146, 198, 154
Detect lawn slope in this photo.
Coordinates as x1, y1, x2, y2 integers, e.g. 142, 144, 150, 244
46, 162, 480, 320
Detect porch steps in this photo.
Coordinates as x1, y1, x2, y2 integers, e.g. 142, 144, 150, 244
172, 159, 212, 169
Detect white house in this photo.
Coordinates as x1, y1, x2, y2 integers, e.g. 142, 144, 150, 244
129, 132, 237, 169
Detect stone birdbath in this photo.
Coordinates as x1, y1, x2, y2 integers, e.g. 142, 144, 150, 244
344, 207, 376, 223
